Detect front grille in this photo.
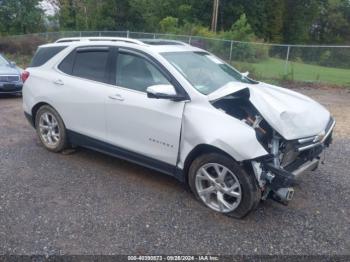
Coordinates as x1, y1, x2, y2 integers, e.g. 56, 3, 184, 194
284, 144, 323, 172
0, 75, 20, 82
281, 142, 300, 167
296, 117, 335, 152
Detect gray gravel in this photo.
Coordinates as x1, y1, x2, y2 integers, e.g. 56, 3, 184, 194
0, 91, 349, 255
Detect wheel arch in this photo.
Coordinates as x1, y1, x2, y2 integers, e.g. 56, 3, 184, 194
31, 102, 55, 127
182, 144, 238, 185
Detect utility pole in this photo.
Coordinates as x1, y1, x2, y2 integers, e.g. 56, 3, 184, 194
211, 0, 219, 32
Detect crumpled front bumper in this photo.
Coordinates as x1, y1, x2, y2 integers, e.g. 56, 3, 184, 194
258, 117, 335, 202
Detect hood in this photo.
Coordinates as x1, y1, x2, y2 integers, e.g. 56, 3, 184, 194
208, 82, 330, 140
0, 64, 21, 75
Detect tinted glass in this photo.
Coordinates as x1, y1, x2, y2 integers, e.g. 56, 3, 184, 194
30, 46, 67, 67
72, 50, 109, 82
58, 50, 75, 74
116, 52, 170, 92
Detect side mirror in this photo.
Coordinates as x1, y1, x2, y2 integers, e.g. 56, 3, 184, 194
242, 71, 249, 77
9, 61, 16, 67
146, 84, 187, 101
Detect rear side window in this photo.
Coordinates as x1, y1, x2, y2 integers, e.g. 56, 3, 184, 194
58, 47, 110, 83
72, 50, 109, 82
58, 50, 75, 74
30, 46, 67, 67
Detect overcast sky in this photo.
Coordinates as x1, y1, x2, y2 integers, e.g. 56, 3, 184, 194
39, 0, 57, 16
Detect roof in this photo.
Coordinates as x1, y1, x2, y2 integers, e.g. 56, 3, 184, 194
41, 37, 202, 54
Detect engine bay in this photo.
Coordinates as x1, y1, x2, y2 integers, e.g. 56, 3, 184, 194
211, 88, 272, 148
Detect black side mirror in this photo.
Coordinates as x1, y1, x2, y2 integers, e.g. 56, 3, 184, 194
146, 84, 187, 102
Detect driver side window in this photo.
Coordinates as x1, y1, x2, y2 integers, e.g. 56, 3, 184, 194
116, 52, 170, 92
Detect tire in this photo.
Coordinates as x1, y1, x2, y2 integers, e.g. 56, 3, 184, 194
35, 105, 68, 153
188, 153, 261, 218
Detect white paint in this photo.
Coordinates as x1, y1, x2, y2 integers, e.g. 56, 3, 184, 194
23, 38, 333, 174
208, 81, 330, 140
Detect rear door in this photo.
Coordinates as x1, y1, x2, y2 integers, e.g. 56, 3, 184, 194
54, 46, 112, 141
105, 48, 186, 167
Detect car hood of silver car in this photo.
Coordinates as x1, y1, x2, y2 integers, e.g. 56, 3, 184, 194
208, 81, 331, 140
0, 64, 22, 75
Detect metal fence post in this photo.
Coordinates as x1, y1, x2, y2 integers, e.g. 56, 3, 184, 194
188, 36, 192, 45
79, 31, 82, 37
284, 45, 291, 75
126, 30, 130, 38
99, 31, 101, 37
153, 33, 156, 39
229, 40, 233, 62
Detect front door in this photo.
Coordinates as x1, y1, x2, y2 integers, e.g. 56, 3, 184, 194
105, 49, 185, 166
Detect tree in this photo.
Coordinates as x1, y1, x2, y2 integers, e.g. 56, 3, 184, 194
283, 0, 320, 43
311, 0, 350, 43
0, 0, 44, 35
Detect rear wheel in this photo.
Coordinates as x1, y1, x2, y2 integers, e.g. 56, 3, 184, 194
188, 153, 261, 218
35, 105, 68, 152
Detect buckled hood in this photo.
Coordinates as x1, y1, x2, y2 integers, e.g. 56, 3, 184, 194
208, 82, 330, 140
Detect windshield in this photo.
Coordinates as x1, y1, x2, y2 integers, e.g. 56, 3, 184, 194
0, 55, 9, 66
162, 51, 256, 95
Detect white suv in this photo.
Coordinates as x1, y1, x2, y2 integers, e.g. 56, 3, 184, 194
22, 37, 335, 218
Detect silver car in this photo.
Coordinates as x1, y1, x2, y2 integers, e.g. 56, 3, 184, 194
0, 54, 23, 95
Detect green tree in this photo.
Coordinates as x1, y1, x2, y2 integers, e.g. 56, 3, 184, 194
283, 0, 320, 43
0, 0, 44, 35
312, 0, 350, 43
159, 16, 178, 33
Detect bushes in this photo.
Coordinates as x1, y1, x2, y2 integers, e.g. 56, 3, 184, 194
287, 47, 350, 69
3, 53, 32, 68
0, 35, 47, 56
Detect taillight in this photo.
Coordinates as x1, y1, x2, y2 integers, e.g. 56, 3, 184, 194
21, 70, 30, 83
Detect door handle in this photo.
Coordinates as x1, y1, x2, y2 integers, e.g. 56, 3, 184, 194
108, 94, 124, 101
53, 79, 64, 86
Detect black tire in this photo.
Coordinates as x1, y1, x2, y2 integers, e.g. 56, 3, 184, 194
188, 152, 261, 219
35, 105, 68, 153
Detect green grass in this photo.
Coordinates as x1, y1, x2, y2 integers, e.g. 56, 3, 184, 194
233, 58, 350, 87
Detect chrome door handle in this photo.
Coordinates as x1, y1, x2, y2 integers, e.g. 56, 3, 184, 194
108, 94, 124, 101
53, 79, 64, 86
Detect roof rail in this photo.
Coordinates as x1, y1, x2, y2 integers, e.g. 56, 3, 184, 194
55, 37, 145, 45
140, 39, 189, 46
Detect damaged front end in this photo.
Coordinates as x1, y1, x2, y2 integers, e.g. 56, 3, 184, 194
251, 118, 334, 204
211, 86, 335, 204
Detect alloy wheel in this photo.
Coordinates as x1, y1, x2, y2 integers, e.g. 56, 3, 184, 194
38, 112, 60, 147
195, 163, 242, 213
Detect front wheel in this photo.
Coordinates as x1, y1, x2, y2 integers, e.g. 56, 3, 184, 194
35, 105, 68, 152
188, 153, 261, 218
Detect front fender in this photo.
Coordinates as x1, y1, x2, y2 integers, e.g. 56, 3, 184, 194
178, 103, 268, 169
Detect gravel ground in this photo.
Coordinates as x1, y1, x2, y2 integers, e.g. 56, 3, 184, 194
0, 87, 349, 256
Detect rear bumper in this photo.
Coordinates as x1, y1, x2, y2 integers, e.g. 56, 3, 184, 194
0, 82, 23, 94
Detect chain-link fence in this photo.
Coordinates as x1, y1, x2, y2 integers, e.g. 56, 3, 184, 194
1, 31, 349, 87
